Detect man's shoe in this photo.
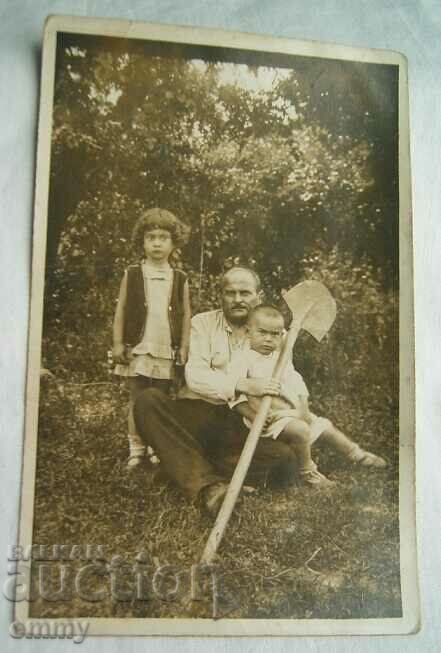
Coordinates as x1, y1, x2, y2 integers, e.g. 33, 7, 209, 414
299, 467, 335, 489
201, 482, 228, 517
346, 446, 387, 468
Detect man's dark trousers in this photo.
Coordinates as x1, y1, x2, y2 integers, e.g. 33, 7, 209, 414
134, 388, 296, 499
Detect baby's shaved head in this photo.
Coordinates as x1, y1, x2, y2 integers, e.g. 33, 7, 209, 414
247, 305, 285, 355
248, 304, 284, 327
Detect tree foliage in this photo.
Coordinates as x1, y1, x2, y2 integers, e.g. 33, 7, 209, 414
44, 36, 398, 385
35, 40, 400, 619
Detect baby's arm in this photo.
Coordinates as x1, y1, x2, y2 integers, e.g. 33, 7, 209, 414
112, 270, 128, 364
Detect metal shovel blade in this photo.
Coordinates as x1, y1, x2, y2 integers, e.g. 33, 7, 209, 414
282, 280, 337, 342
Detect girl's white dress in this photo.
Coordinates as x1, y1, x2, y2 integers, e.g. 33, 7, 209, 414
114, 262, 175, 380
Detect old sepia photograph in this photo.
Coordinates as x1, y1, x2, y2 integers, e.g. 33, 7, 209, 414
14, 16, 418, 636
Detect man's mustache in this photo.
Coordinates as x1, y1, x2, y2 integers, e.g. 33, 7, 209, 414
231, 304, 247, 309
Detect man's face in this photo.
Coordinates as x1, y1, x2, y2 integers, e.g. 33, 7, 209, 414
221, 271, 260, 325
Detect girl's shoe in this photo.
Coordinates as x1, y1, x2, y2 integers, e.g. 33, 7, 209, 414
127, 437, 145, 468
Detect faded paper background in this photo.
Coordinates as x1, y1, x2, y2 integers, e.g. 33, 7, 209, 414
0, 0, 439, 651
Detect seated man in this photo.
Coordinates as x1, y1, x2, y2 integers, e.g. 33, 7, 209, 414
134, 266, 294, 515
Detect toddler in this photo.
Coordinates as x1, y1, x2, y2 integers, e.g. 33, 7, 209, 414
232, 305, 387, 488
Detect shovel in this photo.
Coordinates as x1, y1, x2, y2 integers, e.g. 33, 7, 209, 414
200, 280, 337, 564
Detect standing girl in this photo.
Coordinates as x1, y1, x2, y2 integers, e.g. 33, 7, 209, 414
113, 208, 191, 467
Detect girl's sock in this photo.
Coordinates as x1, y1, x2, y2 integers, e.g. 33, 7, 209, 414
127, 433, 145, 466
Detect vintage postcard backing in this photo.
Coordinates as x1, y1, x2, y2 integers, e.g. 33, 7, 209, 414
13, 15, 418, 636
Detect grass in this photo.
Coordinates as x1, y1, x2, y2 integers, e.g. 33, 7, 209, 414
29, 376, 401, 620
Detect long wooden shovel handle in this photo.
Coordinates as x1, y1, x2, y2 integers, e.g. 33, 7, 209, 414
200, 323, 302, 565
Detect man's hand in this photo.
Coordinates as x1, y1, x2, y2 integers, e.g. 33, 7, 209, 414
112, 343, 127, 365
236, 378, 281, 397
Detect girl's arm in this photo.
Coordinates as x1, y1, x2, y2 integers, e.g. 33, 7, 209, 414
177, 279, 191, 365
112, 271, 128, 364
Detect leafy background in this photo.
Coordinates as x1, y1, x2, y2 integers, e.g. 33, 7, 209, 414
32, 33, 400, 619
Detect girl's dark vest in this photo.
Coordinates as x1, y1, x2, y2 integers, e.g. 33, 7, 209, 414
123, 264, 187, 349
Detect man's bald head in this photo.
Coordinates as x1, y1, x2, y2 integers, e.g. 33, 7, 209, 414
220, 266, 261, 292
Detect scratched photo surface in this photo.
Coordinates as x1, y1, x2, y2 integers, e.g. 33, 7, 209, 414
29, 30, 400, 620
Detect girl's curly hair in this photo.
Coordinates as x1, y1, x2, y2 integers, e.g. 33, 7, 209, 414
131, 208, 190, 256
